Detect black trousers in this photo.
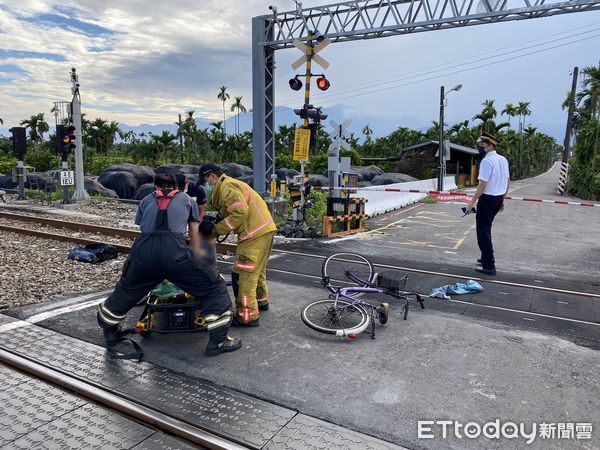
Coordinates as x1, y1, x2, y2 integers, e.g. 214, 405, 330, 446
476, 194, 504, 270
101, 232, 232, 341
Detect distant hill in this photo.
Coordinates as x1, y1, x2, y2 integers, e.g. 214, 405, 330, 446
0, 106, 564, 142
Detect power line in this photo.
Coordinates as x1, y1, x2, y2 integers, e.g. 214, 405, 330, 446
280, 32, 600, 107
278, 25, 600, 106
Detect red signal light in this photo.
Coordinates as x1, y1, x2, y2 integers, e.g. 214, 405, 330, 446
316, 76, 330, 91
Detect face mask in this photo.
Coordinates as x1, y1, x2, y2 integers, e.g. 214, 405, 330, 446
478, 146, 486, 157
203, 182, 213, 193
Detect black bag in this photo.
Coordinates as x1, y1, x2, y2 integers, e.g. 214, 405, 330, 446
68, 243, 119, 264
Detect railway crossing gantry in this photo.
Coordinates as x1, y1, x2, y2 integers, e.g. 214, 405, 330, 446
251, 0, 600, 193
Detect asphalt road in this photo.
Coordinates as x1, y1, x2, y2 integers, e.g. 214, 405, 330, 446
2, 162, 599, 449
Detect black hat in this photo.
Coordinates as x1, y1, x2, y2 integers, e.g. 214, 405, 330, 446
198, 163, 221, 183
478, 131, 499, 146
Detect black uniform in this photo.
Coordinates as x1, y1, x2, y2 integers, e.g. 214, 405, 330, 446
98, 188, 233, 345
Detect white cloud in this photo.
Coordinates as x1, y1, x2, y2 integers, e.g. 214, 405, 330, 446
0, 0, 599, 140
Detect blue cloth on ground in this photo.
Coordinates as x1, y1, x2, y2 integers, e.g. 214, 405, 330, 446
430, 280, 483, 300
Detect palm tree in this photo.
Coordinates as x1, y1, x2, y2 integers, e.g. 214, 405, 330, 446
105, 121, 121, 149
20, 113, 49, 143
515, 101, 532, 178
501, 103, 518, 130
217, 86, 230, 135
516, 101, 531, 134
230, 96, 247, 135
472, 99, 497, 132
150, 131, 177, 163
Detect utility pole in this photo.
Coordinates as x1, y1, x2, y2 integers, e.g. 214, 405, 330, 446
70, 68, 89, 202
178, 113, 184, 164
558, 66, 579, 195
438, 85, 445, 192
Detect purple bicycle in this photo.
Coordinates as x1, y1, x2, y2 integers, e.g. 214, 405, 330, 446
301, 253, 424, 339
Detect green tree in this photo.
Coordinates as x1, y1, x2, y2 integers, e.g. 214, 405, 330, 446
501, 103, 518, 130
20, 113, 49, 143
217, 86, 230, 135
472, 99, 497, 132
230, 96, 247, 135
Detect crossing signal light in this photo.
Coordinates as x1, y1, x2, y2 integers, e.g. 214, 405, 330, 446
9, 127, 27, 157
316, 76, 330, 91
61, 125, 76, 154
289, 76, 303, 91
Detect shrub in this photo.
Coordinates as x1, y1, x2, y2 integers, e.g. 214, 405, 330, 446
0, 157, 18, 174
86, 156, 131, 175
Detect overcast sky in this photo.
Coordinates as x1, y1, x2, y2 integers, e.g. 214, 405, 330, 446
0, 0, 599, 140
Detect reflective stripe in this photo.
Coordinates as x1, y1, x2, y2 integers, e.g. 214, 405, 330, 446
241, 295, 249, 322
204, 311, 232, 323
206, 317, 231, 330
257, 296, 269, 302
223, 217, 235, 230
227, 201, 247, 212
100, 303, 126, 320
234, 262, 256, 271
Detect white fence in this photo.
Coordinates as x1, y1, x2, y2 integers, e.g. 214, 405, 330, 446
350, 176, 457, 216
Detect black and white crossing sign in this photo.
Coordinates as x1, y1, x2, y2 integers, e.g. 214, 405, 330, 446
328, 119, 351, 154
60, 170, 75, 186
291, 37, 331, 70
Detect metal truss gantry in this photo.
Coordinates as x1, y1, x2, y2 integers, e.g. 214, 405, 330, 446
252, 0, 600, 192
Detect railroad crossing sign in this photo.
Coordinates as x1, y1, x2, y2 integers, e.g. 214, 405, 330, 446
328, 119, 351, 154
293, 128, 311, 161
60, 170, 74, 186
291, 38, 331, 70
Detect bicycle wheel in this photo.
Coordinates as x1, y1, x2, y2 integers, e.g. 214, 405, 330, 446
301, 299, 370, 337
322, 252, 375, 295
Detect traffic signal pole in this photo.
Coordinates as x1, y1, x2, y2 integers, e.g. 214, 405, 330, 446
299, 33, 314, 213
558, 66, 578, 195
70, 68, 89, 202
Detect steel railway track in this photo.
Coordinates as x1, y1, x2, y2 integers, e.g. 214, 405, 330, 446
3, 210, 598, 301
0, 347, 244, 449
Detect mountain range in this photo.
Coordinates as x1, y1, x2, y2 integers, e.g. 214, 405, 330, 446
1, 104, 564, 141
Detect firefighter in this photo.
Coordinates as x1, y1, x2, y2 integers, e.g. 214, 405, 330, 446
97, 172, 241, 356
199, 164, 276, 327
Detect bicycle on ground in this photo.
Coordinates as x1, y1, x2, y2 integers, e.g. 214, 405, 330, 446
301, 252, 424, 339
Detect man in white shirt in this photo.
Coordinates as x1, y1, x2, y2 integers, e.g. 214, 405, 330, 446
466, 132, 510, 275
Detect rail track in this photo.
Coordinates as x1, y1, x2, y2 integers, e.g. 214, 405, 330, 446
2, 210, 598, 299
0, 211, 236, 255
0, 346, 243, 449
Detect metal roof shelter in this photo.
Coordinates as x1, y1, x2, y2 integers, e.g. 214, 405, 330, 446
403, 140, 478, 156
251, 0, 600, 193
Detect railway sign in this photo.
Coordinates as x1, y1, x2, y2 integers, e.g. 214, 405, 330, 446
291, 38, 331, 70
328, 119, 351, 154
293, 128, 311, 161
60, 170, 75, 186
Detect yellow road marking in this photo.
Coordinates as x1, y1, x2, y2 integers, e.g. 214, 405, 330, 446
454, 224, 476, 250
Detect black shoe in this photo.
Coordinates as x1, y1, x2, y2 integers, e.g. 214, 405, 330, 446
97, 313, 121, 347
205, 336, 242, 356
475, 267, 496, 276
258, 303, 269, 311
231, 316, 260, 327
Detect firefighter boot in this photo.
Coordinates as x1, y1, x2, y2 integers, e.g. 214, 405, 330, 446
205, 326, 242, 356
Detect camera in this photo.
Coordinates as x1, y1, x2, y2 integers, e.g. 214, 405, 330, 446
268, 5, 277, 13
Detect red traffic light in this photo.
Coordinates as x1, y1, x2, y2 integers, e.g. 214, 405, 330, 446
62, 125, 76, 151
316, 76, 330, 91
289, 77, 303, 91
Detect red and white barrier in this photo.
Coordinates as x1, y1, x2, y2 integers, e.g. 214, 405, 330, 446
312, 186, 600, 208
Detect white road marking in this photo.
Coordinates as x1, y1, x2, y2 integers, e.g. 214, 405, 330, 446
0, 293, 107, 334
557, 301, 569, 305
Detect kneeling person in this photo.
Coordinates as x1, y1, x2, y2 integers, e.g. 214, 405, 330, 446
97, 173, 241, 356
